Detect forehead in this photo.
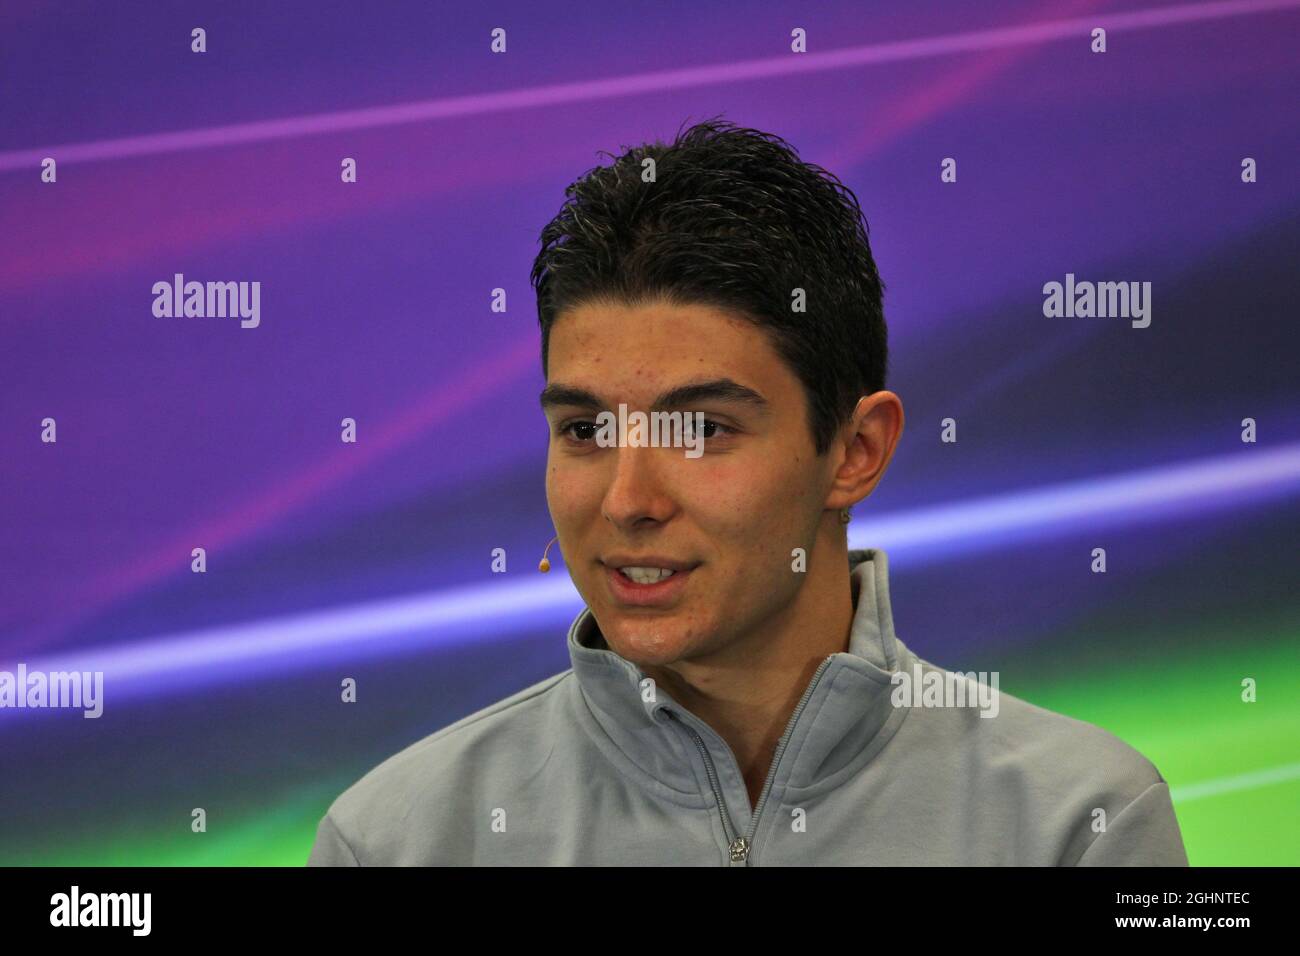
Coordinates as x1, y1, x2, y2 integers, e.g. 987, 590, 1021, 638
547, 298, 792, 392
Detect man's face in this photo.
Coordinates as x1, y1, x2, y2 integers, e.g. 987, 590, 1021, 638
542, 298, 836, 669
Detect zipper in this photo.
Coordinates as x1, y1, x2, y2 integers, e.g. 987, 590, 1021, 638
666, 656, 834, 866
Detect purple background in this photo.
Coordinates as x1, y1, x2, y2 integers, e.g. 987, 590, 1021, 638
0, 0, 1297, 864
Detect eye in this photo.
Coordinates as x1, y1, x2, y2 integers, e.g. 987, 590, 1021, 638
698, 420, 733, 439
558, 420, 599, 442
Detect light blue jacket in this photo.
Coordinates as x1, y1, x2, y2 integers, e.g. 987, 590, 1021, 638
308, 548, 1189, 865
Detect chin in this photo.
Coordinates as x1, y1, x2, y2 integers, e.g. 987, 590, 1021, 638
605, 622, 689, 666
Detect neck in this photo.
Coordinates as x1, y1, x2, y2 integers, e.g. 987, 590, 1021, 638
641, 535, 857, 810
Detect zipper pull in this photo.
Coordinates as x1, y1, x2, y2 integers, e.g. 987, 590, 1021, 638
729, 836, 750, 865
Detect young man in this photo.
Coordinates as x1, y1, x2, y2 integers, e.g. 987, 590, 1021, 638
308, 119, 1188, 866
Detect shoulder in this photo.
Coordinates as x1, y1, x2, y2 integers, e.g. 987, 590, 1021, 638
900, 653, 1165, 792
893, 653, 1184, 862
318, 668, 576, 863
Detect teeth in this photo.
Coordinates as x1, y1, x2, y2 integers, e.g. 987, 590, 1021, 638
618, 566, 676, 584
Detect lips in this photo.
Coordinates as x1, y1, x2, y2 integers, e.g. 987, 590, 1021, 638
603, 562, 696, 607
601, 555, 698, 572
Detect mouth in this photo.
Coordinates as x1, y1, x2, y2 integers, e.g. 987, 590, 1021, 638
601, 561, 699, 607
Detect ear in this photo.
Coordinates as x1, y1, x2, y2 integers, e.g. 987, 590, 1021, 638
825, 392, 904, 511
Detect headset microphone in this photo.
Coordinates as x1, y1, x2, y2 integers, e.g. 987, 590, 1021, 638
538, 535, 559, 572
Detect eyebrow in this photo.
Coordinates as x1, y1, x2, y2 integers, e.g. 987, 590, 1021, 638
539, 377, 770, 414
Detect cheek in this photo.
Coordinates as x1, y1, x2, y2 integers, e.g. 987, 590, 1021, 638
546, 462, 602, 521
546, 474, 569, 522
677, 462, 769, 527
683, 456, 816, 540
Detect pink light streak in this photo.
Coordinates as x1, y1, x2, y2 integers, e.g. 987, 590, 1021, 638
1, 0, 1293, 172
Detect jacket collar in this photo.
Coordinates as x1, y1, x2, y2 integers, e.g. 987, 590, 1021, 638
567, 547, 913, 806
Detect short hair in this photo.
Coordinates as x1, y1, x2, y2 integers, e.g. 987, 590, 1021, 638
530, 116, 889, 457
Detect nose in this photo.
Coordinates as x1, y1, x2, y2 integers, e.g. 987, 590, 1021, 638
601, 443, 678, 530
